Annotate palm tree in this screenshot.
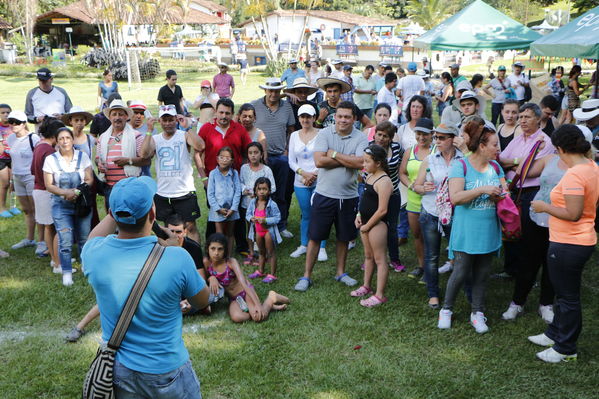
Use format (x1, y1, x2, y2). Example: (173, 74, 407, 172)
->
(405, 0, 450, 30)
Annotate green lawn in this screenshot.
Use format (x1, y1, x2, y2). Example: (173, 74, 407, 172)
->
(1, 61, 599, 398)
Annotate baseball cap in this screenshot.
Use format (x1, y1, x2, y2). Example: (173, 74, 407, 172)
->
(497, 65, 507, 71)
(434, 123, 459, 136)
(129, 100, 147, 111)
(459, 90, 479, 104)
(158, 104, 177, 118)
(297, 104, 316, 117)
(342, 65, 353, 71)
(332, 59, 343, 65)
(449, 63, 460, 69)
(288, 59, 299, 64)
(200, 80, 211, 88)
(414, 118, 434, 134)
(109, 176, 157, 224)
(407, 62, 417, 72)
(7, 110, 27, 122)
(36, 68, 54, 81)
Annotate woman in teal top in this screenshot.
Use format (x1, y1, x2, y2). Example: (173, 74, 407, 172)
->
(399, 118, 434, 278)
(97, 69, 118, 109)
(438, 122, 508, 335)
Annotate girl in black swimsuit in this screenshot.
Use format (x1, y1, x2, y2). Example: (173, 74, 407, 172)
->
(351, 144, 393, 307)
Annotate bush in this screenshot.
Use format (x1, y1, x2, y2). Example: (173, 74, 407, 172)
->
(265, 57, 288, 77)
(80, 48, 160, 81)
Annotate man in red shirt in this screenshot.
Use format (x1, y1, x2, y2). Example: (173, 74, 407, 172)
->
(198, 98, 251, 249)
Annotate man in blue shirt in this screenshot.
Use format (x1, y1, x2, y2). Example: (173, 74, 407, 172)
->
(280, 59, 306, 88)
(83, 176, 209, 398)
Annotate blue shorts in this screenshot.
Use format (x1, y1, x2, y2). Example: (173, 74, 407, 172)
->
(238, 59, 248, 70)
(308, 193, 358, 242)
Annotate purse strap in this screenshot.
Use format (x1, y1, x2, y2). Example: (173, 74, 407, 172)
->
(107, 243, 165, 350)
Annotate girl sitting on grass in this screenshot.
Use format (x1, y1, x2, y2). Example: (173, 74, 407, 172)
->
(205, 232, 289, 323)
(246, 177, 282, 283)
(351, 145, 393, 307)
(207, 146, 241, 256)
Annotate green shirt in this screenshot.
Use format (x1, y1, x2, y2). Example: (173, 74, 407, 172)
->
(353, 75, 376, 110)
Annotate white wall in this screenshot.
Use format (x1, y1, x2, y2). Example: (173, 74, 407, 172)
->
(244, 15, 344, 43)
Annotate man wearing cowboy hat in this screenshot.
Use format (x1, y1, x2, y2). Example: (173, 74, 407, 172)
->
(283, 77, 318, 130)
(251, 78, 296, 237)
(157, 69, 186, 115)
(281, 59, 306, 89)
(213, 62, 235, 99)
(574, 99, 599, 161)
(25, 67, 73, 132)
(329, 59, 344, 79)
(96, 100, 149, 207)
(507, 62, 529, 105)
(353, 65, 377, 119)
(316, 77, 372, 129)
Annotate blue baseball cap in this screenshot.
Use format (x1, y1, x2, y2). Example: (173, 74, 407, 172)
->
(407, 62, 417, 72)
(109, 176, 157, 224)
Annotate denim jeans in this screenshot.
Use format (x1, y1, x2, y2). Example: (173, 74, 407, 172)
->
(491, 102, 504, 127)
(267, 154, 289, 230)
(294, 185, 326, 248)
(113, 359, 201, 399)
(397, 206, 409, 239)
(52, 198, 91, 272)
(419, 209, 450, 299)
(386, 192, 401, 262)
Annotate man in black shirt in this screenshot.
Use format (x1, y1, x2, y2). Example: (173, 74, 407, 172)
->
(157, 69, 185, 115)
(315, 77, 373, 129)
(283, 77, 318, 130)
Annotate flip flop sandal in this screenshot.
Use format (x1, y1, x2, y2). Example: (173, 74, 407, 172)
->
(350, 285, 372, 297)
(360, 295, 388, 308)
(248, 270, 265, 279)
(243, 255, 253, 265)
(262, 274, 277, 283)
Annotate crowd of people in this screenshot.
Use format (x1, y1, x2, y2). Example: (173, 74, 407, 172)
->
(1, 59, 599, 397)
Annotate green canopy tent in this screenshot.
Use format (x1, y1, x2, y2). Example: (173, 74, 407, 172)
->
(530, 6, 599, 98)
(413, 0, 541, 51)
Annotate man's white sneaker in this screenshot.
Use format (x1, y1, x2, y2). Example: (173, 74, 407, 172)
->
(62, 272, 73, 286)
(290, 246, 307, 258)
(538, 305, 554, 324)
(348, 240, 356, 250)
(536, 347, 577, 363)
(0, 249, 9, 258)
(35, 241, 48, 257)
(280, 229, 294, 238)
(502, 302, 523, 321)
(317, 248, 328, 262)
(438, 261, 453, 274)
(470, 312, 489, 334)
(528, 333, 555, 347)
(11, 239, 36, 250)
(438, 309, 452, 329)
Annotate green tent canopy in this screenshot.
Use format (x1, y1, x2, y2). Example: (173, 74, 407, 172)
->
(530, 6, 599, 59)
(413, 0, 541, 51)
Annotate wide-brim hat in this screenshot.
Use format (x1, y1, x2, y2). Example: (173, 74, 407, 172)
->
(61, 106, 93, 126)
(259, 77, 285, 90)
(513, 62, 525, 69)
(103, 99, 133, 119)
(284, 77, 318, 95)
(316, 77, 351, 94)
(573, 99, 599, 121)
(217, 62, 229, 69)
(434, 123, 459, 136)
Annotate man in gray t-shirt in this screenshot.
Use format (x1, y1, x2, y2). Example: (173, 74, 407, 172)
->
(294, 102, 368, 292)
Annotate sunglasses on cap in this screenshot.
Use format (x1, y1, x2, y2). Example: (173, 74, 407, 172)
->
(7, 119, 24, 125)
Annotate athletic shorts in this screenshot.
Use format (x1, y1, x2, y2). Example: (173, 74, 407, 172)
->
(13, 174, 34, 196)
(33, 189, 53, 225)
(0, 158, 11, 171)
(154, 192, 200, 223)
(238, 59, 248, 70)
(308, 193, 358, 242)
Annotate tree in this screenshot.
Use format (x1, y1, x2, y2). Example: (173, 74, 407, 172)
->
(5, 0, 38, 63)
(405, 0, 450, 30)
(573, 0, 599, 12)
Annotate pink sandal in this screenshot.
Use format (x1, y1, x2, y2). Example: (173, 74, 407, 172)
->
(248, 270, 265, 279)
(360, 295, 388, 308)
(262, 274, 277, 283)
(350, 285, 372, 297)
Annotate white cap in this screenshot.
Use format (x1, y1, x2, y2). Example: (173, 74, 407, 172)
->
(297, 104, 316, 117)
(576, 125, 593, 144)
(7, 111, 27, 122)
(159, 104, 177, 118)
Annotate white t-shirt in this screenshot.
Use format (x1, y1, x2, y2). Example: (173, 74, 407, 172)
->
(394, 123, 417, 150)
(397, 75, 425, 110)
(489, 77, 511, 103)
(7, 133, 40, 175)
(153, 130, 195, 197)
(377, 86, 397, 109)
(42, 149, 92, 183)
(507, 73, 529, 101)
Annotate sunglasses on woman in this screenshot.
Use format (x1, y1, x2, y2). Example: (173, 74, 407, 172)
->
(7, 119, 24, 125)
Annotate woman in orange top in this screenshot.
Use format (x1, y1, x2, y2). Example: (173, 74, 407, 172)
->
(530, 124, 599, 363)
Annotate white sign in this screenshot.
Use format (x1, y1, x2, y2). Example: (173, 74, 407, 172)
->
(65, 27, 73, 33)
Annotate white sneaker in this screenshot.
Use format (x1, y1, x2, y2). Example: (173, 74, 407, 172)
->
(538, 305, 554, 324)
(53, 266, 78, 274)
(62, 272, 73, 286)
(290, 246, 307, 258)
(317, 248, 328, 262)
(536, 347, 577, 363)
(280, 229, 294, 238)
(438, 309, 452, 329)
(348, 240, 356, 250)
(528, 333, 555, 347)
(470, 312, 489, 334)
(0, 249, 8, 258)
(35, 241, 48, 257)
(11, 239, 36, 250)
(502, 302, 523, 321)
(438, 261, 453, 274)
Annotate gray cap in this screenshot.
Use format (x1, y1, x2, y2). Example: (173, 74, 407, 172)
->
(434, 123, 459, 136)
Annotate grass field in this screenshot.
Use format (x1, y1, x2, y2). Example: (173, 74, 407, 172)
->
(1, 61, 599, 398)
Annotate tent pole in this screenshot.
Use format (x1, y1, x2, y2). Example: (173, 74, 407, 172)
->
(548, 57, 551, 73)
(594, 58, 598, 99)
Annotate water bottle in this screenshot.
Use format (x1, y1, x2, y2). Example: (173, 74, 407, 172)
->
(425, 168, 433, 183)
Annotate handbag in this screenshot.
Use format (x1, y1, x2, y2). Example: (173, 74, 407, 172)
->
(82, 243, 165, 399)
(75, 182, 92, 217)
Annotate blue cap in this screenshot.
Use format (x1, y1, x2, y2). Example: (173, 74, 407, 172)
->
(109, 176, 157, 224)
(407, 62, 417, 72)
